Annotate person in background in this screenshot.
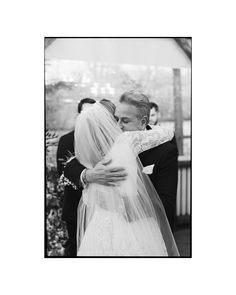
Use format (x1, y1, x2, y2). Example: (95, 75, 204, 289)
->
(56, 97, 96, 256)
(149, 102, 160, 126)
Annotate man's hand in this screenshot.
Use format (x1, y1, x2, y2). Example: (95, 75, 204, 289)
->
(85, 158, 127, 186)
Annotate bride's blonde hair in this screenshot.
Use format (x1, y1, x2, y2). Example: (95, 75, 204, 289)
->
(99, 99, 116, 115)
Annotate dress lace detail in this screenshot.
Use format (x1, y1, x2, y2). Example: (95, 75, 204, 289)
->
(117, 126, 174, 156)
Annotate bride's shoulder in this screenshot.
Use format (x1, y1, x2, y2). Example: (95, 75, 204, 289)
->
(114, 131, 137, 147)
(116, 131, 139, 141)
(115, 131, 143, 148)
(115, 131, 131, 142)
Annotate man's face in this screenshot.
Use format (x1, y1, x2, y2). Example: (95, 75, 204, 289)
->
(115, 102, 146, 131)
(149, 107, 159, 125)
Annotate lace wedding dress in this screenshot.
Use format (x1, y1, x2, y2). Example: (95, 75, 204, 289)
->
(75, 102, 179, 256)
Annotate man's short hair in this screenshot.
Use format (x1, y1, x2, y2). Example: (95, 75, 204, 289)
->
(78, 98, 96, 113)
(149, 102, 159, 112)
(119, 90, 150, 119)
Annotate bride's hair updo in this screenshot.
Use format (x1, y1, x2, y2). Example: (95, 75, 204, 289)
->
(99, 99, 116, 115)
(74, 99, 121, 168)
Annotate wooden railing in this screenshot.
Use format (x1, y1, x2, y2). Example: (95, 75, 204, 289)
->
(176, 157, 191, 217)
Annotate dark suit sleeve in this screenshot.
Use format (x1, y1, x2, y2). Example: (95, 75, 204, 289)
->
(63, 158, 86, 189)
(151, 144, 178, 228)
(57, 134, 86, 189)
(56, 136, 67, 177)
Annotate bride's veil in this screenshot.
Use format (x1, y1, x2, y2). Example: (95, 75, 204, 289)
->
(74, 101, 122, 169)
(74, 102, 179, 256)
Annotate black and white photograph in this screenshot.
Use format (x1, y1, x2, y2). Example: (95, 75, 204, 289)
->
(2, 0, 236, 293)
(45, 37, 192, 257)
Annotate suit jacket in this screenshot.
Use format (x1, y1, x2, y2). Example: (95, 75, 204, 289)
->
(139, 127, 178, 228)
(63, 128, 178, 229)
(56, 131, 85, 223)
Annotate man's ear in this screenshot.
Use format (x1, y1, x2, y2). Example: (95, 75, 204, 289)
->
(141, 116, 149, 128)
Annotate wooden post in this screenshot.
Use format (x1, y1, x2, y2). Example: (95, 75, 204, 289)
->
(173, 68, 184, 155)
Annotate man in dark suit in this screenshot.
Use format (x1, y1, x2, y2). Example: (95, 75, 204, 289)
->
(56, 98, 96, 256)
(116, 91, 178, 229)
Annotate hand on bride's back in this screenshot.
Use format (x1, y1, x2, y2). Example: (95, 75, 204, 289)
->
(86, 158, 128, 186)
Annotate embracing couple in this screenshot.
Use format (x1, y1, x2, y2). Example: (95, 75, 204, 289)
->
(57, 91, 179, 256)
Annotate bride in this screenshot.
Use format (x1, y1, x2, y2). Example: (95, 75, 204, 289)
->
(74, 100, 179, 256)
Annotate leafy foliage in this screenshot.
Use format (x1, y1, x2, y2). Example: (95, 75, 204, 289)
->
(46, 131, 68, 256)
